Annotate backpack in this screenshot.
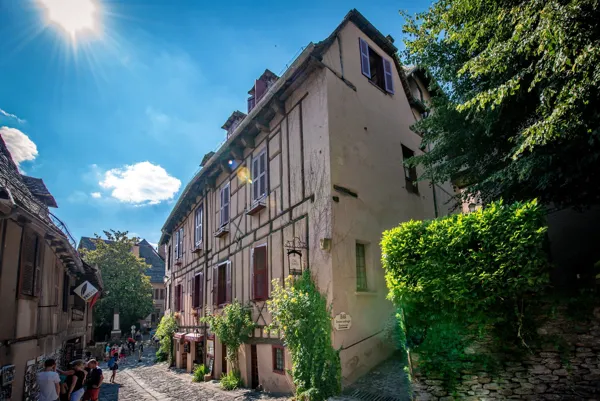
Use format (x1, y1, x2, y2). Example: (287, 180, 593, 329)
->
(107, 358, 115, 368)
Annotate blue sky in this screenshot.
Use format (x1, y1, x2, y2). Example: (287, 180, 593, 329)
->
(0, 0, 430, 247)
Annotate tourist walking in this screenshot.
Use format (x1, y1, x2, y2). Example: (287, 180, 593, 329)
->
(65, 360, 86, 401)
(107, 354, 119, 383)
(82, 359, 103, 401)
(37, 359, 61, 401)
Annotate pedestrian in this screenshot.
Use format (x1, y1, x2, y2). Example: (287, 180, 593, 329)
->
(104, 344, 110, 361)
(82, 359, 103, 401)
(118, 343, 126, 361)
(127, 336, 135, 353)
(107, 354, 119, 383)
(65, 360, 86, 401)
(37, 359, 60, 401)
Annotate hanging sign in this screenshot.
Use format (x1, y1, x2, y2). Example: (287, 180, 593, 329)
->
(73, 281, 98, 302)
(333, 312, 352, 331)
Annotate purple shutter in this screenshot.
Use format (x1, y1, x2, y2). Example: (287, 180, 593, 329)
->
(191, 278, 196, 308)
(255, 79, 267, 102)
(252, 158, 259, 201)
(213, 265, 218, 306)
(359, 38, 371, 78)
(383, 58, 394, 94)
(260, 152, 266, 197)
(247, 97, 255, 113)
(225, 262, 232, 303)
(250, 249, 255, 300)
(254, 246, 267, 300)
(224, 186, 230, 223)
(199, 271, 204, 310)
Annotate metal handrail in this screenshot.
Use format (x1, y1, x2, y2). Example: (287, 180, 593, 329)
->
(49, 211, 78, 250)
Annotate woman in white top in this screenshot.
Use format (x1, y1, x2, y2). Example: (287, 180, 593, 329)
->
(37, 359, 60, 401)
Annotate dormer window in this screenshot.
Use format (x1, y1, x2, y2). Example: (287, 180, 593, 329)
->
(359, 38, 394, 94)
(222, 111, 247, 138)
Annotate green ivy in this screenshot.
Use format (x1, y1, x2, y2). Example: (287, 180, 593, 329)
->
(155, 312, 177, 365)
(267, 272, 341, 401)
(381, 200, 550, 391)
(201, 300, 255, 376)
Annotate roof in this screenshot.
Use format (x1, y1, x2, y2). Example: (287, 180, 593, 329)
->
(20, 175, 58, 208)
(79, 237, 165, 284)
(248, 69, 279, 94)
(221, 111, 247, 131)
(403, 65, 437, 97)
(159, 9, 421, 245)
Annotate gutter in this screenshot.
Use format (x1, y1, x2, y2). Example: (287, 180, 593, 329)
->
(159, 43, 317, 244)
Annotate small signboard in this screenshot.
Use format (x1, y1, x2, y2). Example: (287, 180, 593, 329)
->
(207, 357, 214, 374)
(73, 281, 98, 302)
(333, 312, 352, 331)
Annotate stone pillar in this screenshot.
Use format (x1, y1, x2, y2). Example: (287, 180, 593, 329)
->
(111, 308, 121, 340)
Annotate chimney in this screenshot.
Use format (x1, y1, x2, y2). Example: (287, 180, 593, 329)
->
(247, 69, 279, 113)
(131, 244, 140, 257)
(386, 34, 395, 44)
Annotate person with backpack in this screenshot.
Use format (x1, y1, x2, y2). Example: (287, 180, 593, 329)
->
(107, 354, 119, 383)
(82, 359, 103, 401)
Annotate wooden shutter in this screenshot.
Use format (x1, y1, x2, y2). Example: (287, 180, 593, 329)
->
(383, 58, 394, 94)
(212, 265, 218, 306)
(259, 152, 267, 198)
(359, 38, 371, 78)
(252, 157, 259, 201)
(199, 271, 204, 310)
(34, 235, 43, 296)
(253, 246, 267, 300)
(223, 185, 230, 224)
(19, 229, 37, 296)
(191, 278, 196, 308)
(225, 262, 232, 304)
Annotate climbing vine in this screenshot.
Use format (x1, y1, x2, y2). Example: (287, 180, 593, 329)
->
(155, 312, 177, 364)
(381, 200, 551, 390)
(267, 272, 341, 401)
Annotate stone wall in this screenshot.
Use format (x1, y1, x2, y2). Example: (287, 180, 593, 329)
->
(410, 307, 600, 400)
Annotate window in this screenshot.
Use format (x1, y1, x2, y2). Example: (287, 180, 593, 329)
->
(356, 243, 368, 291)
(359, 38, 394, 94)
(220, 183, 230, 227)
(212, 261, 231, 306)
(160, 288, 165, 300)
(252, 245, 268, 300)
(194, 205, 203, 247)
(19, 229, 42, 297)
(247, 96, 256, 113)
(402, 145, 418, 194)
(62, 272, 69, 312)
(174, 284, 183, 312)
(272, 345, 285, 374)
(192, 272, 204, 309)
(252, 150, 267, 202)
(174, 227, 184, 260)
(154, 289, 159, 299)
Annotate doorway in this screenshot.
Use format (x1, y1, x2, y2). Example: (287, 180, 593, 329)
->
(221, 343, 227, 375)
(251, 345, 259, 389)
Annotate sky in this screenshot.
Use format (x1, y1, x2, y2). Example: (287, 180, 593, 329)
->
(0, 0, 431, 248)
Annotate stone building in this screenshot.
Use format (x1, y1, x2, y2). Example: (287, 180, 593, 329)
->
(78, 237, 166, 329)
(0, 135, 102, 401)
(158, 9, 453, 393)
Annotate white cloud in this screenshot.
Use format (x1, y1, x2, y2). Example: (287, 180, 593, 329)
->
(0, 126, 38, 167)
(0, 108, 26, 124)
(91, 192, 102, 198)
(99, 161, 181, 206)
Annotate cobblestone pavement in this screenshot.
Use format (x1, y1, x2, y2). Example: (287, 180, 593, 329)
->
(98, 345, 289, 401)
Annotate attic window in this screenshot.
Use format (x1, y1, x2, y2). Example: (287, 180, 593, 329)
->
(359, 38, 394, 94)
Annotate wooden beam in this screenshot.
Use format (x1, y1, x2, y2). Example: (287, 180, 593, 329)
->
(255, 122, 269, 135)
(272, 99, 285, 115)
(240, 134, 255, 149)
(230, 144, 244, 160)
(220, 160, 232, 174)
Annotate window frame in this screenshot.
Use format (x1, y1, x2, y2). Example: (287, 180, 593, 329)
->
(214, 261, 232, 306)
(194, 205, 203, 248)
(252, 150, 268, 203)
(192, 271, 204, 309)
(175, 283, 183, 312)
(220, 183, 230, 228)
(355, 242, 368, 292)
(174, 227, 184, 260)
(402, 145, 419, 194)
(272, 345, 285, 374)
(359, 37, 394, 95)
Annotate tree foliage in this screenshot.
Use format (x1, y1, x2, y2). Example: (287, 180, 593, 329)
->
(402, 0, 600, 208)
(155, 312, 177, 363)
(201, 300, 254, 376)
(267, 273, 341, 401)
(381, 200, 550, 388)
(81, 230, 154, 336)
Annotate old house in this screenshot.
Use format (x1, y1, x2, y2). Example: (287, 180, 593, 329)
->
(78, 237, 166, 328)
(158, 9, 453, 393)
(0, 136, 102, 401)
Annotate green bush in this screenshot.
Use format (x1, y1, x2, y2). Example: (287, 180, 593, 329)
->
(155, 313, 177, 365)
(155, 348, 168, 362)
(220, 371, 243, 390)
(192, 364, 208, 382)
(381, 200, 550, 389)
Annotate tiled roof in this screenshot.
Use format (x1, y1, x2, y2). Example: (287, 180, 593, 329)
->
(78, 237, 165, 284)
(20, 175, 58, 208)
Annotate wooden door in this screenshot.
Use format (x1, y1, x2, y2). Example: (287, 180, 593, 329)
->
(251, 345, 259, 389)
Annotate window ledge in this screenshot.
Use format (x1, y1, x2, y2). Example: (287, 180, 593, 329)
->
(192, 245, 203, 254)
(247, 198, 267, 216)
(367, 79, 392, 96)
(273, 369, 286, 375)
(355, 291, 377, 297)
(214, 225, 230, 238)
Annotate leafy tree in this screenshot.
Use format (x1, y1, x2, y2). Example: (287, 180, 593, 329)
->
(401, 0, 600, 208)
(81, 230, 154, 338)
(201, 300, 254, 376)
(155, 312, 177, 364)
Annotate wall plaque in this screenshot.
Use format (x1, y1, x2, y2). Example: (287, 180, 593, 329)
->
(333, 312, 352, 331)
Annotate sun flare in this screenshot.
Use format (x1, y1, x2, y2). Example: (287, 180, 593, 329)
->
(38, 0, 99, 38)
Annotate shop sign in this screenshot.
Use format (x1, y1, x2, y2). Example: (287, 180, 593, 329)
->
(333, 312, 352, 331)
(73, 281, 98, 302)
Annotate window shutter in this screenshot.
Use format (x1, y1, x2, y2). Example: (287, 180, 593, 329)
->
(383, 58, 394, 94)
(253, 246, 267, 300)
(212, 265, 218, 306)
(224, 186, 230, 223)
(191, 278, 196, 308)
(20, 229, 37, 296)
(35, 235, 43, 296)
(252, 158, 259, 201)
(225, 262, 232, 303)
(199, 271, 204, 310)
(359, 38, 371, 78)
(179, 285, 184, 311)
(260, 152, 266, 197)
(250, 248, 255, 300)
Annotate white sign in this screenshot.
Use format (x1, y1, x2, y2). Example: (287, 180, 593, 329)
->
(333, 312, 352, 331)
(73, 281, 98, 302)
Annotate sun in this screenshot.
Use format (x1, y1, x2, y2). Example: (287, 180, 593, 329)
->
(38, 0, 99, 38)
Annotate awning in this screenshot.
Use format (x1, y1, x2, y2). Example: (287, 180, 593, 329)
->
(184, 333, 204, 342)
(173, 332, 187, 339)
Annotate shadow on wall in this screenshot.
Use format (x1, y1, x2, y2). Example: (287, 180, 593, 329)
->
(546, 206, 600, 287)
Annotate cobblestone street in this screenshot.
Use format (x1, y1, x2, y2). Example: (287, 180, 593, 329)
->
(98, 346, 290, 401)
